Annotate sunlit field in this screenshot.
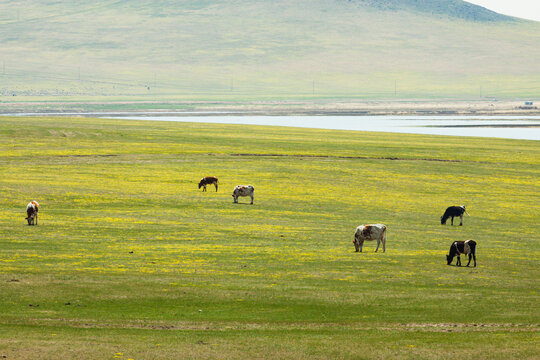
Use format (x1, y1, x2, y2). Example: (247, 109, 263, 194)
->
(0, 116, 538, 359)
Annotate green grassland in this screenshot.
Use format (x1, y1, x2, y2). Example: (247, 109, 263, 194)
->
(0, 116, 538, 359)
(1, 0, 539, 99)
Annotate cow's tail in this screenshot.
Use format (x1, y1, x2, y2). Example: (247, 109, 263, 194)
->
(382, 226, 387, 251)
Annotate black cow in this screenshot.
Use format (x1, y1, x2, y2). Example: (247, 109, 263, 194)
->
(447, 240, 477, 267)
(198, 176, 218, 192)
(440, 205, 469, 226)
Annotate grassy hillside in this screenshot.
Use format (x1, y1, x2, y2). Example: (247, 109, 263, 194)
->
(0, 0, 539, 99)
(357, 0, 510, 21)
(0, 117, 538, 359)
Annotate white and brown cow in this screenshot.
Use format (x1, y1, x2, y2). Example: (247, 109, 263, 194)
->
(232, 185, 254, 204)
(25, 200, 39, 225)
(199, 176, 219, 192)
(353, 224, 386, 252)
(447, 240, 477, 267)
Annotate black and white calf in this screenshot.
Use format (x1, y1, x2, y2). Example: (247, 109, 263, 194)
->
(198, 176, 219, 192)
(25, 201, 39, 225)
(232, 185, 254, 204)
(446, 240, 477, 267)
(440, 205, 469, 226)
(353, 224, 387, 252)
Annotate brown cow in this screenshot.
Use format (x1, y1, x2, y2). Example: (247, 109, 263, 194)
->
(199, 176, 218, 192)
(26, 201, 39, 225)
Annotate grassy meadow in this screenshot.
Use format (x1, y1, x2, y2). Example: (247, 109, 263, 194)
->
(0, 116, 538, 359)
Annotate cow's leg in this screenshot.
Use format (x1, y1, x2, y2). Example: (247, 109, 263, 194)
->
(203, 185, 207, 192)
(451, 216, 454, 225)
(359, 239, 364, 252)
(456, 255, 461, 266)
(375, 239, 380, 252)
(472, 253, 476, 267)
(382, 235, 386, 253)
(459, 215, 463, 226)
(233, 196, 237, 203)
(35, 213, 37, 225)
(214, 182, 218, 192)
(250, 194, 254, 205)
(466, 254, 472, 267)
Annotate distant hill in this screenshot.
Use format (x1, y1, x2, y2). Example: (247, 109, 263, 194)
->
(354, 0, 512, 21)
(0, 0, 538, 99)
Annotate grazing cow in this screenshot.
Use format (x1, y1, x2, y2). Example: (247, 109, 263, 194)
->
(353, 224, 386, 252)
(232, 185, 254, 204)
(199, 176, 219, 192)
(25, 200, 39, 225)
(440, 205, 469, 226)
(447, 240, 477, 267)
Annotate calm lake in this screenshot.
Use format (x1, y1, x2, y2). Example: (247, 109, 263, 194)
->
(108, 114, 540, 140)
(3, 113, 539, 140)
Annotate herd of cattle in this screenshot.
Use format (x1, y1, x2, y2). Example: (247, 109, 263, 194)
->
(24, 177, 477, 267)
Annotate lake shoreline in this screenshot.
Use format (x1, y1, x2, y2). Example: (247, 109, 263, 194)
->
(1, 99, 539, 117)
(2, 109, 539, 117)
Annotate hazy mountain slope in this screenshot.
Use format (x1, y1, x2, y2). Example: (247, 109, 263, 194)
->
(354, 0, 512, 21)
(0, 0, 538, 98)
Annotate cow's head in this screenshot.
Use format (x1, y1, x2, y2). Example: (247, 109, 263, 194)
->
(353, 238, 360, 252)
(26, 215, 34, 225)
(440, 216, 446, 225)
(446, 254, 453, 265)
(198, 180, 204, 189)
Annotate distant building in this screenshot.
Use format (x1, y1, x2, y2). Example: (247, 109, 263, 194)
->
(518, 101, 537, 110)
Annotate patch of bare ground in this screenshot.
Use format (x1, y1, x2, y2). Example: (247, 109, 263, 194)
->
(229, 153, 476, 163)
(1, 153, 478, 164)
(12, 318, 538, 333)
(390, 323, 539, 332)
(55, 154, 118, 158)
